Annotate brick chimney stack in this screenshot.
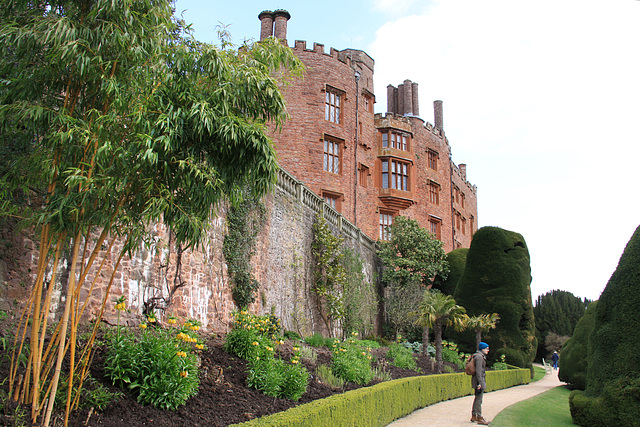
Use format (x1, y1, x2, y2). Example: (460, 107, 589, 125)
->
(459, 164, 467, 181)
(403, 79, 413, 116)
(259, 10, 290, 42)
(258, 11, 274, 41)
(273, 9, 291, 40)
(434, 100, 443, 131)
(386, 79, 420, 117)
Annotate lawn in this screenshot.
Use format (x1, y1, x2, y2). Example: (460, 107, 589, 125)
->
(491, 385, 576, 426)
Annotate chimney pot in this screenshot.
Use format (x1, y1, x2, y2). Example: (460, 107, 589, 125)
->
(434, 100, 443, 131)
(258, 10, 274, 42)
(403, 79, 413, 116)
(273, 9, 291, 40)
(411, 82, 419, 117)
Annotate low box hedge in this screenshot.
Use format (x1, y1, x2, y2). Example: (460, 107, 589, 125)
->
(231, 368, 530, 426)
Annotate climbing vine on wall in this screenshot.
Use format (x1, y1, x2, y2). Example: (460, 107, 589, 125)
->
(223, 189, 267, 309)
(311, 214, 348, 336)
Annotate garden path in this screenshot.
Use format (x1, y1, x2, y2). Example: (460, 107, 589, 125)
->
(387, 364, 563, 426)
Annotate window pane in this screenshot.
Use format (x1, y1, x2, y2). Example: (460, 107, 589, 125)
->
(382, 133, 388, 148)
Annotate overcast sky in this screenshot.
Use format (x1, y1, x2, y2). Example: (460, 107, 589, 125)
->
(176, 0, 640, 302)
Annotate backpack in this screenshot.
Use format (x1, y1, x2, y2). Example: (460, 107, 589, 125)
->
(465, 354, 476, 375)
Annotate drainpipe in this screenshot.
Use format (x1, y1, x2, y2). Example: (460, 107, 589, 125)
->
(353, 70, 361, 226)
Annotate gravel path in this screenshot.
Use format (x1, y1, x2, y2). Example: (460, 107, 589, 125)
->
(387, 365, 563, 426)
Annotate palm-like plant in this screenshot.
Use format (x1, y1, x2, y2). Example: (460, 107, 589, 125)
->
(417, 290, 467, 373)
(411, 290, 437, 355)
(465, 313, 500, 349)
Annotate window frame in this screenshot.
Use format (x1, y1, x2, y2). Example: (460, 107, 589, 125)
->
(324, 86, 344, 124)
(381, 158, 410, 191)
(380, 129, 410, 151)
(428, 149, 438, 171)
(379, 211, 394, 241)
(323, 136, 342, 175)
(429, 180, 440, 205)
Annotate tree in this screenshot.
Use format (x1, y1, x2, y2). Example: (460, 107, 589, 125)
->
(453, 227, 537, 368)
(415, 289, 467, 373)
(411, 290, 437, 355)
(570, 225, 640, 426)
(1, 2, 302, 425)
(377, 216, 449, 288)
(465, 313, 500, 350)
(558, 301, 598, 390)
(377, 216, 449, 338)
(533, 289, 591, 361)
(432, 248, 468, 296)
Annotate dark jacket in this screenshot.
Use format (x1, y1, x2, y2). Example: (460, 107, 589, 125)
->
(471, 351, 487, 390)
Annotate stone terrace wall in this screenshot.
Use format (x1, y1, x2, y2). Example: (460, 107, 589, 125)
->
(0, 169, 381, 336)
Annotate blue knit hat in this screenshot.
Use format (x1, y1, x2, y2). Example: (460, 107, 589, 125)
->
(478, 342, 489, 350)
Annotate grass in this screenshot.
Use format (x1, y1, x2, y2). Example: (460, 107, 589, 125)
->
(490, 385, 576, 426)
(531, 365, 545, 382)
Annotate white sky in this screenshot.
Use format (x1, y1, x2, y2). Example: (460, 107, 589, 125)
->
(176, 0, 640, 302)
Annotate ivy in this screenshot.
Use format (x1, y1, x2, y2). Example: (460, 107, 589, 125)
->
(223, 188, 267, 309)
(311, 215, 348, 336)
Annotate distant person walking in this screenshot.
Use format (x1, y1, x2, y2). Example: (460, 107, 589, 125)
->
(471, 342, 490, 425)
(552, 351, 559, 370)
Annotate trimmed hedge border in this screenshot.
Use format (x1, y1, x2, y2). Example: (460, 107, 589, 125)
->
(232, 369, 531, 426)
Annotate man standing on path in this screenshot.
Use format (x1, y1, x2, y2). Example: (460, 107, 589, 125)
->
(552, 351, 559, 370)
(471, 342, 490, 425)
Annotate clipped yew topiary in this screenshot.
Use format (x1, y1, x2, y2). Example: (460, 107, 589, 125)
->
(558, 300, 598, 390)
(570, 225, 640, 426)
(452, 227, 536, 367)
(433, 248, 468, 296)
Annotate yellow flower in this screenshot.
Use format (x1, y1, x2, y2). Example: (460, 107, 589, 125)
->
(180, 371, 188, 378)
(196, 344, 204, 350)
(292, 346, 299, 352)
(168, 318, 177, 325)
(252, 341, 259, 346)
(177, 351, 187, 357)
(140, 323, 147, 329)
(148, 317, 156, 323)
(266, 346, 273, 352)
(291, 359, 299, 364)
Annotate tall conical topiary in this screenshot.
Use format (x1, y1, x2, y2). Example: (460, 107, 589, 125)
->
(569, 225, 640, 426)
(433, 248, 468, 296)
(453, 227, 536, 367)
(558, 300, 598, 390)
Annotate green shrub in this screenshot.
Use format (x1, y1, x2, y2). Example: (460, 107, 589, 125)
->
(227, 312, 309, 400)
(223, 326, 272, 360)
(441, 341, 465, 369)
(453, 227, 537, 366)
(570, 225, 640, 425)
(283, 330, 302, 341)
(332, 342, 374, 385)
(558, 301, 598, 389)
(386, 343, 417, 370)
(316, 364, 345, 388)
(304, 333, 326, 348)
(247, 358, 284, 397)
(355, 339, 381, 349)
(104, 327, 200, 410)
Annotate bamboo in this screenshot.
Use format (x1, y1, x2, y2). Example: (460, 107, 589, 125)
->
(42, 233, 82, 427)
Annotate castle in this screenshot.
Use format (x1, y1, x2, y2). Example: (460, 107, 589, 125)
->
(258, 10, 477, 251)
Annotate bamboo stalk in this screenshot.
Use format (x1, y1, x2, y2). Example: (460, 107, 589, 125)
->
(42, 233, 82, 427)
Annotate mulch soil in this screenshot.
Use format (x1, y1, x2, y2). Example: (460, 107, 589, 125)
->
(1, 333, 460, 427)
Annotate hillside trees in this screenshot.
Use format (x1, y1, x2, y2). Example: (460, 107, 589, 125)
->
(377, 216, 449, 338)
(569, 225, 640, 426)
(534, 289, 591, 360)
(0, 1, 302, 425)
(453, 227, 536, 367)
